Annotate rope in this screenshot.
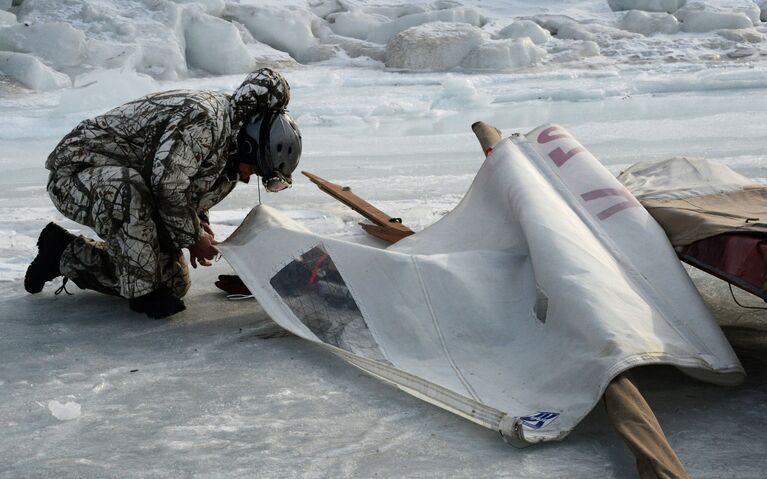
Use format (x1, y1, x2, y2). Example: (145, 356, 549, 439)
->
(728, 283, 767, 310)
(227, 294, 254, 301)
(54, 277, 73, 296)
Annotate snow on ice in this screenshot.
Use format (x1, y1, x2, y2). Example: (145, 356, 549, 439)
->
(0, 51, 71, 90)
(47, 400, 82, 421)
(1, 0, 767, 477)
(620, 10, 682, 35)
(607, 0, 687, 13)
(496, 19, 553, 44)
(1, 0, 767, 83)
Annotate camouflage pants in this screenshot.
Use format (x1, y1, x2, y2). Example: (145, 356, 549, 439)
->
(47, 166, 190, 299)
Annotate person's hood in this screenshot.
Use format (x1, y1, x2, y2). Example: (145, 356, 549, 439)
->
(227, 68, 291, 143)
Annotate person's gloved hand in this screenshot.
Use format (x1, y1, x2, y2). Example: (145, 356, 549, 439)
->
(188, 231, 218, 268)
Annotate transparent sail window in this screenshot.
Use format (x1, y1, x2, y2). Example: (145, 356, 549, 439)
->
(270, 245, 389, 363)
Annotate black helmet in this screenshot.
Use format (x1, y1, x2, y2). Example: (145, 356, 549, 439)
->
(235, 110, 302, 191)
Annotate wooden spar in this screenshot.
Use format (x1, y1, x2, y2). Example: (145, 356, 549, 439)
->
(471, 121, 503, 155)
(301, 171, 414, 244)
(359, 223, 414, 244)
(471, 121, 689, 479)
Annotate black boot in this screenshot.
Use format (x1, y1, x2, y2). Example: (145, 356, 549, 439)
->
(129, 286, 186, 319)
(214, 274, 251, 295)
(24, 222, 76, 294)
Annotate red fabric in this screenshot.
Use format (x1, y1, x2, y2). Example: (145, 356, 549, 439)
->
(308, 254, 329, 286)
(681, 234, 767, 290)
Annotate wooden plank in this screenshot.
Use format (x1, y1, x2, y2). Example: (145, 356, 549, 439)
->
(302, 171, 415, 243)
(360, 223, 414, 244)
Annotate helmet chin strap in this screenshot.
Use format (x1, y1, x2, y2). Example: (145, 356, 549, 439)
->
(226, 143, 264, 206)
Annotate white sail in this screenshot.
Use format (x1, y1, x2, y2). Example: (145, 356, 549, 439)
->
(219, 124, 743, 444)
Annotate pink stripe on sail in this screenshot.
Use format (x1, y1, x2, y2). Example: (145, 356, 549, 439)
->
(549, 146, 585, 167)
(581, 188, 626, 201)
(595, 201, 638, 220)
(581, 188, 640, 220)
(537, 126, 569, 144)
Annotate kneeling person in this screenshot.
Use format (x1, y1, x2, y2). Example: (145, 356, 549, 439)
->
(25, 68, 302, 319)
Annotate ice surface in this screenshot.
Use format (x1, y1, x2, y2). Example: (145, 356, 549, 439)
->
(0, 22, 86, 68)
(608, 0, 686, 14)
(0, 51, 71, 90)
(385, 18, 545, 72)
(679, 10, 754, 33)
(184, 11, 253, 75)
(171, 0, 225, 16)
(621, 10, 681, 35)
(385, 22, 485, 70)
(16, 0, 189, 80)
(0, 9, 15, 26)
(314, 31, 387, 63)
(1, 266, 766, 478)
(461, 37, 545, 70)
(496, 19, 552, 44)
(56, 69, 157, 114)
(365, 7, 484, 44)
(535, 14, 642, 42)
(0, 0, 765, 90)
(717, 28, 764, 43)
(674, 1, 761, 28)
(224, 4, 319, 62)
(2, 0, 767, 476)
(47, 399, 82, 421)
(327, 9, 389, 40)
(430, 75, 492, 109)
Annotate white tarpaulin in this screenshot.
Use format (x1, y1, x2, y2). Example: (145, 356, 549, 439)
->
(219, 124, 744, 444)
(617, 156, 760, 201)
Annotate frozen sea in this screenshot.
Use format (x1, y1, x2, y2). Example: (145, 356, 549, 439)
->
(1, 0, 767, 477)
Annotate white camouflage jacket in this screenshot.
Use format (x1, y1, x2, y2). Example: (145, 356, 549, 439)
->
(46, 68, 290, 249)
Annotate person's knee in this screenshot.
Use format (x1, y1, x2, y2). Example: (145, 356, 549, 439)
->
(88, 168, 155, 238)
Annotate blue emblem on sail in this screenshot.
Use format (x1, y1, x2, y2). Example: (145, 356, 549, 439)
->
(519, 411, 560, 430)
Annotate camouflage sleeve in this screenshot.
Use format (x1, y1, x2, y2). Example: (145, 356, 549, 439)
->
(150, 106, 220, 249)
